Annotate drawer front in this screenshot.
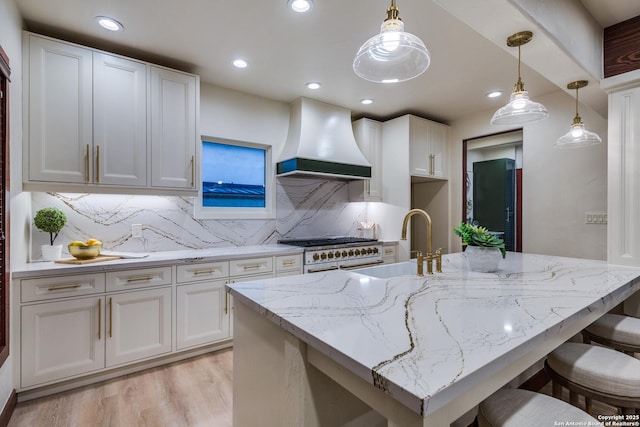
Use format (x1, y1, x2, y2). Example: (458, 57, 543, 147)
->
(229, 257, 273, 277)
(21, 273, 106, 303)
(383, 245, 397, 258)
(275, 254, 302, 272)
(106, 267, 172, 292)
(176, 261, 229, 283)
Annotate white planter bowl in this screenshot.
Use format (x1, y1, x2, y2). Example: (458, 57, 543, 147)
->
(464, 246, 502, 272)
(41, 244, 63, 261)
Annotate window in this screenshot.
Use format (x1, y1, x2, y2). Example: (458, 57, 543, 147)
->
(195, 137, 275, 219)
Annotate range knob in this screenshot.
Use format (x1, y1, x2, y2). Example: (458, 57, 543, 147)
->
(328, 252, 334, 259)
(342, 250, 348, 257)
(367, 248, 373, 254)
(313, 253, 320, 261)
(320, 252, 327, 260)
(354, 249, 361, 256)
(348, 250, 354, 256)
(335, 251, 341, 258)
(373, 247, 379, 254)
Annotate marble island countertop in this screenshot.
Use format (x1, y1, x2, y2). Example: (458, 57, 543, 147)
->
(12, 244, 304, 278)
(227, 252, 640, 417)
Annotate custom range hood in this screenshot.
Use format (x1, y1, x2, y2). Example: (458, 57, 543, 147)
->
(276, 97, 371, 180)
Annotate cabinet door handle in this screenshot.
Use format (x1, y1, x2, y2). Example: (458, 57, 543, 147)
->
(109, 297, 113, 338)
(282, 259, 296, 266)
(429, 154, 435, 175)
(95, 145, 100, 183)
(242, 264, 261, 271)
(190, 155, 195, 187)
(126, 275, 154, 283)
(85, 144, 90, 182)
(47, 283, 82, 292)
(225, 291, 228, 314)
(98, 299, 102, 340)
(193, 269, 215, 276)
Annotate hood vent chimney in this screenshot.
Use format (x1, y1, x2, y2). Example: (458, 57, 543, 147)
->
(276, 97, 371, 180)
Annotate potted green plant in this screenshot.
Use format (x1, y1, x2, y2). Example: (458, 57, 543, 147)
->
(34, 207, 67, 261)
(453, 222, 505, 272)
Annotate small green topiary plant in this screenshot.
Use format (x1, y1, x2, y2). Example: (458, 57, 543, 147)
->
(34, 207, 67, 246)
(453, 222, 506, 258)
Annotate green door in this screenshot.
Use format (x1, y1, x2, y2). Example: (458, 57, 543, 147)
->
(473, 158, 515, 251)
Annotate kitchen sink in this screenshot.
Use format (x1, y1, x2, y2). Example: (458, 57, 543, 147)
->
(353, 261, 418, 279)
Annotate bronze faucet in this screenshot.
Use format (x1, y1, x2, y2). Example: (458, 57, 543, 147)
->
(401, 209, 442, 275)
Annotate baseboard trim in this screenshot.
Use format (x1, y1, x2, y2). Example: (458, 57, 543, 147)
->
(0, 389, 16, 427)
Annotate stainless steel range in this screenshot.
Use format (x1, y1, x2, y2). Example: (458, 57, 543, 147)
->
(278, 237, 383, 273)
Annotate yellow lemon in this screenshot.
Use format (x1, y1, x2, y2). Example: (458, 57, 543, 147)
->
(86, 238, 102, 246)
(69, 241, 85, 246)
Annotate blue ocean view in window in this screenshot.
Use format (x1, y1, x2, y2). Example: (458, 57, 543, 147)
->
(202, 141, 266, 208)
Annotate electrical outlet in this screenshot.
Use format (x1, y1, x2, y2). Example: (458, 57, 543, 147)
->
(132, 224, 143, 237)
(585, 212, 607, 224)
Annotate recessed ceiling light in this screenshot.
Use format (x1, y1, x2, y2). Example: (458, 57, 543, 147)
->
(360, 98, 374, 105)
(486, 91, 503, 98)
(233, 59, 248, 68)
(288, 0, 313, 13)
(95, 16, 124, 32)
(305, 82, 321, 90)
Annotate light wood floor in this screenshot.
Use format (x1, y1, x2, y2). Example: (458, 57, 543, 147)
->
(8, 348, 233, 427)
(7, 347, 620, 427)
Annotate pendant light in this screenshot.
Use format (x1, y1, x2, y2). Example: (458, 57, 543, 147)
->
(555, 80, 601, 148)
(353, 0, 430, 83)
(491, 31, 548, 126)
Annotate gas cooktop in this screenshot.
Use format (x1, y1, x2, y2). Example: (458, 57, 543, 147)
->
(278, 237, 378, 248)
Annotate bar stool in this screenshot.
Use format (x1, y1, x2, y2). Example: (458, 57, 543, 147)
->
(582, 313, 640, 356)
(477, 388, 598, 427)
(545, 342, 640, 415)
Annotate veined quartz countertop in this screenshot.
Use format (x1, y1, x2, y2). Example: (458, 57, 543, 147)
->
(12, 244, 303, 278)
(227, 252, 640, 417)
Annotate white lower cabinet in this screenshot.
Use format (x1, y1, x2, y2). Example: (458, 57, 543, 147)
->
(176, 280, 229, 350)
(106, 287, 172, 366)
(21, 296, 104, 388)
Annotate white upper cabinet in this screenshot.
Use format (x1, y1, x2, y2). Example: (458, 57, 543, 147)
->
(349, 118, 383, 202)
(409, 115, 449, 180)
(26, 35, 93, 184)
(150, 66, 198, 190)
(23, 33, 199, 194)
(93, 52, 147, 186)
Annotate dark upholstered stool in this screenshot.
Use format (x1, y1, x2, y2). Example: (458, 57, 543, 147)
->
(545, 342, 640, 415)
(583, 313, 640, 356)
(477, 388, 598, 427)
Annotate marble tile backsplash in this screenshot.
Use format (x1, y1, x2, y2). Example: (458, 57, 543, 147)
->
(30, 177, 368, 259)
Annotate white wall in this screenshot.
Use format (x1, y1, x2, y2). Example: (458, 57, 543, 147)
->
(449, 89, 607, 260)
(1, 0, 29, 412)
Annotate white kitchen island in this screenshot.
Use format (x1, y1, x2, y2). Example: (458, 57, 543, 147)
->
(227, 253, 640, 427)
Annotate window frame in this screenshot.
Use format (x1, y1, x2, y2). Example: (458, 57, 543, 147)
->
(194, 136, 275, 220)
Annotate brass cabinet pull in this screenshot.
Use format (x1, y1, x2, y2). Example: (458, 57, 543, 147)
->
(193, 269, 215, 276)
(126, 275, 154, 283)
(95, 145, 100, 183)
(47, 283, 82, 292)
(224, 291, 228, 314)
(242, 264, 261, 271)
(307, 266, 339, 273)
(190, 155, 195, 187)
(339, 260, 384, 270)
(429, 154, 435, 175)
(85, 144, 90, 182)
(109, 297, 113, 338)
(282, 259, 296, 266)
(98, 299, 102, 340)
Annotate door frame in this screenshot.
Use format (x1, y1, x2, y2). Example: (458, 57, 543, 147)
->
(462, 129, 523, 252)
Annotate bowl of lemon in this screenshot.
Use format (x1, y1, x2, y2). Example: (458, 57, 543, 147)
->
(68, 239, 103, 259)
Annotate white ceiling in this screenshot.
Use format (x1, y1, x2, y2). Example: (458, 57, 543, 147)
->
(14, 0, 640, 123)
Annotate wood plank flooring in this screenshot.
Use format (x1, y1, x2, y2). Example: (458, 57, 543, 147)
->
(8, 348, 233, 427)
(7, 347, 620, 427)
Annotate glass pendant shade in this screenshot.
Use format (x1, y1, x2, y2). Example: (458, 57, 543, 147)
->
(353, 1, 430, 83)
(491, 90, 549, 125)
(555, 120, 602, 148)
(555, 80, 601, 148)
